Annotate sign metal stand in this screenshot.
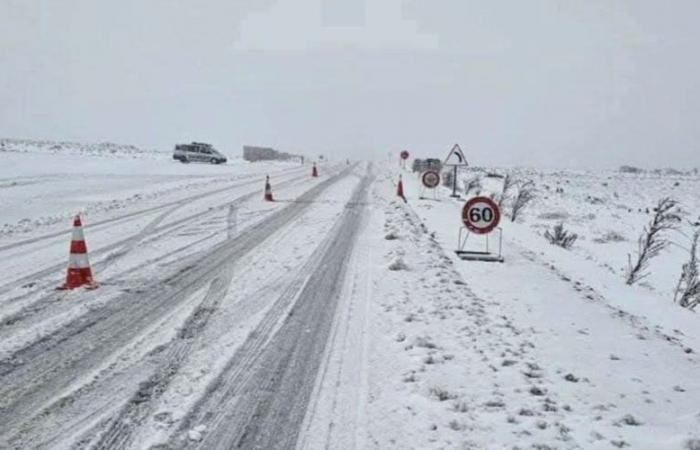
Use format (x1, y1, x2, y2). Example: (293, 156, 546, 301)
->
(456, 226, 504, 262)
(400, 150, 410, 169)
(419, 185, 439, 200)
(419, 170, 440, 200)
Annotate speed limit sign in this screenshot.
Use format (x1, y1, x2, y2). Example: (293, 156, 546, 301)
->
(462, 196, 501, 234)
(421, 170, 440, 189)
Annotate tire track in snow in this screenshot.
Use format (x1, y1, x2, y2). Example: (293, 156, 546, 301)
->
(86, 198, 344, 449)
(0, 166, 354, 447)
(91, 264, 236, 450)
(169, 167, 374, 449)
(0, 167, 332, 347)
(97, 203, 183, 270)
(0, 165, 312, 296)
(7, 273, 293, 450)
(0, 165, 307, 254)
(294, 189, 375, 450)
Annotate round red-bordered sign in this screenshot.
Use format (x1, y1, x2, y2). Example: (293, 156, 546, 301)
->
(462, 196, 501, 234)
(400, 150, 410, 160)
(421, 170, 440, 189)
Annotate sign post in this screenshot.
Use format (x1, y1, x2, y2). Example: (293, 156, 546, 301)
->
(400, 150, 410, 169)
(442, 144, 468, 198)
(455, 196, 504, 262)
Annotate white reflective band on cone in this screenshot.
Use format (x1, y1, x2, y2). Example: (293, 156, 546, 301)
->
(69, 253, 90, 268)
(72, 228, 85, 241)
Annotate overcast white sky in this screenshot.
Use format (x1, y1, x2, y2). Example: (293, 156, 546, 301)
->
(1, 0, 699, 167)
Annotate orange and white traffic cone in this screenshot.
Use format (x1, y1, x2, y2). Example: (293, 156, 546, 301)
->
(397, 175, 407, 203)
(264, 175, 274, 201)
(312, 162, 318, 177)
(58, 215, 97, 290)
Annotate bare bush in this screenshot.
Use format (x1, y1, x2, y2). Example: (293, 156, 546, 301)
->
(625, 197, 682, 285)
(585, 195, 605, 205)
(619, 165, 644, 174)
(448, 420, 464, 431)
(544, 223, 578, 249)
(388, 257, 409, 271)
(498, 173, 517, 208)
(463, 176, 481, 196)
(538, 211, 569, 220)
(593, 230, 626, 244)
(429, 386, 455, 401)
(673, 228, 700, 310)
(511, 181, 535, 222)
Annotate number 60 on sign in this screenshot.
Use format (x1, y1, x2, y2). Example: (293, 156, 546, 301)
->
(461, 196, 501, 234)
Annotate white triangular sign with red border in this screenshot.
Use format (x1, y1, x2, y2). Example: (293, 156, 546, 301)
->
(444, 144, 468, 166)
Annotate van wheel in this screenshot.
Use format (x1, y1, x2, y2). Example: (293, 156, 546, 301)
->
(211, 158, 218, 164)
(181, 158, 189, 164)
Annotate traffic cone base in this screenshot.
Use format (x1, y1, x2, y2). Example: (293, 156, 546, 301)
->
(59, 268, 97, 290)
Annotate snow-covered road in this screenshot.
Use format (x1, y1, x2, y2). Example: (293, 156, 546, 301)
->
(1, 147, 699, 449)
(0, 149, 376, 449)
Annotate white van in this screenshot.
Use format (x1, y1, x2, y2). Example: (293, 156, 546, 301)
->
(173, 142, 227, 164)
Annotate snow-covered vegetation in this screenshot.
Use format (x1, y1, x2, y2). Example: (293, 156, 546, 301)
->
(457, 167, 700, 302)
(0, 137, 166, 159)
(390, 168, 700, 448)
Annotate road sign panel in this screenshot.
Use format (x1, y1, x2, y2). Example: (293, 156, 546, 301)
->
(444, 144, 467, 166)
(421, 170, 440, 189)
(462, 196, 501, 234)
(400, 150, 410, 160)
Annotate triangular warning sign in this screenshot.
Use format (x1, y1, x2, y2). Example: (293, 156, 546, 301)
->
(443, 144, 468, 166)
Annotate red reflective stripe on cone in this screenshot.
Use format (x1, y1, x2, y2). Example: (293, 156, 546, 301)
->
(61, 267, 94, 289)
(70, 240, 87, 254)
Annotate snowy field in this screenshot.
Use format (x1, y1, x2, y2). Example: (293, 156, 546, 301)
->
(0, 141, 699, 449)
(384, 168, 700, 449)
(0, 139, 294, 236)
